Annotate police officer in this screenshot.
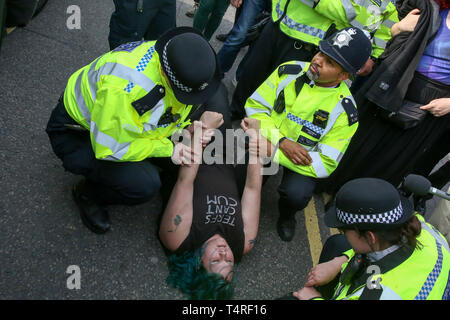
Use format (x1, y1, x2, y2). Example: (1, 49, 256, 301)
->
(231, 0, 399, 119)
(108, 0, 176, 50)
(292, 178, 450, 300)
(46, 27, 226, 234)
(245, 27, 372, 242)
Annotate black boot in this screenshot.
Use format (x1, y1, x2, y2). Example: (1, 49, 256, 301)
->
(72, 180, 111, 234)
(277, 201, 297, 242)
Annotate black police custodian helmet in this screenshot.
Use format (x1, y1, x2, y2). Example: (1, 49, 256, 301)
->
(324, 178, 414, 231)
(155, 27, 221, 105)
(319, 27, 372, 75)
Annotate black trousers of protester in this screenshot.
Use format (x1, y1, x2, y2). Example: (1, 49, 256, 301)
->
(45, 83, 231, 207)
(230, 19, 318, 117)
(108, 0, 176, 50)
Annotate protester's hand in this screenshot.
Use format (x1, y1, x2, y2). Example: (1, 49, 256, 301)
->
(292, 287, 322, 300)
(391, 8, 420, 36)
(304, 256, 348, 287)
(171, 142, 199, 166)
(240, 117, 260, 131)
(230, 0, 242, 8)
(420, 98, 450, 117)
(356, 58, 375, 76)
(200, 111, 224, 130)
(240, 118, 275, 158)
(279, 139, 312, 166)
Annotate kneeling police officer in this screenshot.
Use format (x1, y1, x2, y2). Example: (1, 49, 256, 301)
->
(46, 27, 226, 234)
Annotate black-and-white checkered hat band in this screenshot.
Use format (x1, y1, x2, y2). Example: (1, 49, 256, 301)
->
(337, 202, 404, 226)
(162, 40, 209, 93)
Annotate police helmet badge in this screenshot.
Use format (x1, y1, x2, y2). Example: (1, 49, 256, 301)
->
(332, 28, 357, 49)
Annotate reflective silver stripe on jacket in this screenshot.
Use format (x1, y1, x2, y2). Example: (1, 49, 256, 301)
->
(342, 284, 402, 300)
(74, 61, 155, 122)
(297, 0, 315, 8)
(143, 99, 166, 133)
(321, 98, 347, 138)
(90, 121, 131, 161)
(382, 19, 396, 29)
(248, 90, 274, 112)
(276, 2, 327, 39)
(316, 143, 344, 162)
(421, 221, 450, 253)
(246, 106, 271, 117)
(74, 69, 92, 124)
(373, 36, 387, 49)
(309, 152, 329, 178)
(97, 63, 155, 92)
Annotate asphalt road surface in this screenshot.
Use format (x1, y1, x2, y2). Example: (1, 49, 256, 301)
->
(0, 0, 339, 300)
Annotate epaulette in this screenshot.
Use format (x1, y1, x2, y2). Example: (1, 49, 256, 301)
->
(278, 64, 302, 77)
(132, 85, 166, 116)
(341, 97, 358, 126)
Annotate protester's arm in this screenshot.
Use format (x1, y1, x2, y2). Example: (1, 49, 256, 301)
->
(239, 118, 264, 255)
(158, 122, 204, 251)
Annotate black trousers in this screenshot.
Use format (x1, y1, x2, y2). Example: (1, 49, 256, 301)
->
(277, 168, 317, 218)
(230, 20, 318, 117)
(235, 163, 317, 217)
(46, 83, 231, 207)
(108, 0, 176, 50)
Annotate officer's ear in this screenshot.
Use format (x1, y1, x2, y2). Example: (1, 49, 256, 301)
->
(338, 71, 350, 82)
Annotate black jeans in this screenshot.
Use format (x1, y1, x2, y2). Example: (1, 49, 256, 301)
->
(277, 168, 317, 219)
(46, 83, 231, 207)
(108, 0, 176, 50)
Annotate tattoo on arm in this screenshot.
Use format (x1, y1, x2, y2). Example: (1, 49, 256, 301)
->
(248, 239, 256, 247)
(168, 215, 182, 232)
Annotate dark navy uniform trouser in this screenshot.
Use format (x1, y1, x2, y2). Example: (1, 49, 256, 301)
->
(46, 83, 231, 207)
(108, 0, 176, 51)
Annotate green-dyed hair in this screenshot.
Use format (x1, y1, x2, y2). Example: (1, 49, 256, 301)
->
(166, 247, 235, 300)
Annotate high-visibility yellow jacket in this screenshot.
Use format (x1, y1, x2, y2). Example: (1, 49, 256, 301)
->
(330, 215, 450, 300)
(63, 40, 192, 162)
(245, 61, 358, 178)
(272, 0, 399, 58)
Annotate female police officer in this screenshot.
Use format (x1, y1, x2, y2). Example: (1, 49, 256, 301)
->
(293, 178, 450, 300)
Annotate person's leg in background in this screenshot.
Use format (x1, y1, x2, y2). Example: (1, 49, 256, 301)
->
(109, 0, 142, 50)
(216, 4, 242, 41)
(202, 0, 230, 41)
(217, 0, 267, 79)
(143, 0, 176, 41)
(193, 0, 214, 37)
(230, 20, 316, 119)
(277, 168, 317, 242)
